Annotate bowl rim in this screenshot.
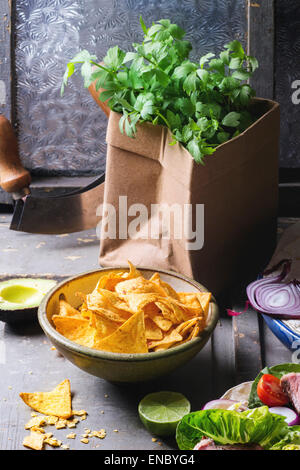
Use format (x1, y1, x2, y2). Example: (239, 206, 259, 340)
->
(262, 314, 300, 339)
(38, 265, 219, 362)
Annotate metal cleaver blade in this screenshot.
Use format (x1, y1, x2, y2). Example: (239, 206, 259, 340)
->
(0, 114, 105, 234)
(10, 173, 105, 234)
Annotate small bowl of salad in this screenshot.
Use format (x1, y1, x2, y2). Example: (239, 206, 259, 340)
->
(175, 363, 300, 451)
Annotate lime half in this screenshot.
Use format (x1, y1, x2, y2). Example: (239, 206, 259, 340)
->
(138, 391, 191, 437)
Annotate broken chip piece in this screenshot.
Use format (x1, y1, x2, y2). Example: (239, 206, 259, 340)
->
(23, 430, 45, 451)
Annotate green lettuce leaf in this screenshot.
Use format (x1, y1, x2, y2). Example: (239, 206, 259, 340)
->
(176, 406, 288, 450)
(269, 426, 300, 450)
(248, 363, 300, 409)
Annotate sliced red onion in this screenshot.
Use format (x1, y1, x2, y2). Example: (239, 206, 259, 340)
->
(203, 399, 247, 411)
(246, 260, 300, 319)
(269, 406, 300, 426)
(227, 301, 250, 317)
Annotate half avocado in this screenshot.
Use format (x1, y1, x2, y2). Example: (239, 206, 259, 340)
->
(0, 278, 56, 324)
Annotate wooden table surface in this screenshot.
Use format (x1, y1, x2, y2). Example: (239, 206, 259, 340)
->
(0, 214, 297, 450)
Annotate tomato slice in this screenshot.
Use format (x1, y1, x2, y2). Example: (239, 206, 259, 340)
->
(257, 374, 289, 407)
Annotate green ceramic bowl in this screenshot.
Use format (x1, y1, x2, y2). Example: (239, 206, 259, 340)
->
(38, 267, 219, 383)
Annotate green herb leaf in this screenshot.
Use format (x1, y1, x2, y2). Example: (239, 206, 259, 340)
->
(222, 111, 241, 127)
(103, 46, 126, 70)
(62, 19, 258, 165)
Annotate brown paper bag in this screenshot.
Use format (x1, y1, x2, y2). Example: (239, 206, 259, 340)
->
(90, 88, 280, 295)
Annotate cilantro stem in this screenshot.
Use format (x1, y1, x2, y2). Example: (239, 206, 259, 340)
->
(90, 61, 115, 75)
(156, 112, 170, 129)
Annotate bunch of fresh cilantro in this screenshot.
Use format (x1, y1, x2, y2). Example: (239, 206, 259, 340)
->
(62, 16, 258, 164)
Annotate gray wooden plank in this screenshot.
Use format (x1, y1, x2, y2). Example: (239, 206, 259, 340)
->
(233, 313, 262, 383)
(232, 293, 263, 384)
(248, 0, 275, 99)
(211, 317, 236, 395)
(0, 213, 100, 277)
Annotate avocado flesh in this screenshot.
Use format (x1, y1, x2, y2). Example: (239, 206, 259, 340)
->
(0, 278, 56, 311)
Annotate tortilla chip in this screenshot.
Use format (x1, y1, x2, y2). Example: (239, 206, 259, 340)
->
(97, 289, 133, 313)
(177, 293, 203, 312)
(20, 379, 72, 419)
(155, 299, 186, 324)
(79, 303, 92, 320)
(122, 293, 158, 313)
(144, 302, 173, 331)
(90, 312, 119, 341)
(91, 307, 128, 324)
(149, 273, 179, 299)
(197, 292, 211, 318)
(148, 328, 182, 350)
(23, 430, 45, 450)
(115, 276, 165, 296)
(95, 311, 148, 353)
(58, 299, 81, 318)
(176, 318, 198, 336)
(145, 316, 163, 340)
(126, 260, 142, 279)
(94, 262, 140, 292)
(96, 273, 125, 292)
(86, 289, 132, 321)
(189, 323, 200, 339)
(52, 315, 95, 348)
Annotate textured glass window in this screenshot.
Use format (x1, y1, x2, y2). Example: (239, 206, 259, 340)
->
(15, 0, 246, 176)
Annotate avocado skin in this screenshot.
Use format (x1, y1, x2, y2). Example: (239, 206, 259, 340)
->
(0, 278, 57, 325)
(0, 306, 39, 324)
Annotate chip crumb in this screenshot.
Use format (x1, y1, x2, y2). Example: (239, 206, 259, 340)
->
(23, 430, 45, 451)
(113, 429, 119, 433)
(44, 437, 62, 447)
(158, 441, 162, 446)
(25, 416, 46, 430)
(81, 433, 89, 438)
(84, 428, 91, 433)
(55, 419, 67, 429)
(90, 429, 106, 439)
(45, 415, 59, 425)
(31, 426, 45, 434)
(61, 444, 70, 450)
(152, 438, 157, 442)
(104, 394, 109, 398)
(50, 346, 56, 351)
(8, 386, 12, 390)
(72, 410, 87, 416)
(100, 410, 104, 414)
(28, 371, 33, 375)
(66, 433, 76, 439)
(81, 438, 89, 444)
(66, 417, 79, 428)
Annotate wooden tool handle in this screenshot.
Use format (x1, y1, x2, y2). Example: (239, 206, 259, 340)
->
(88, 63, 111, 117)
(0, 115, 31, 194)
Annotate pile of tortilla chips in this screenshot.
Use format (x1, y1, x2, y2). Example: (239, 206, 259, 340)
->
(52, 262, 211, 354)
